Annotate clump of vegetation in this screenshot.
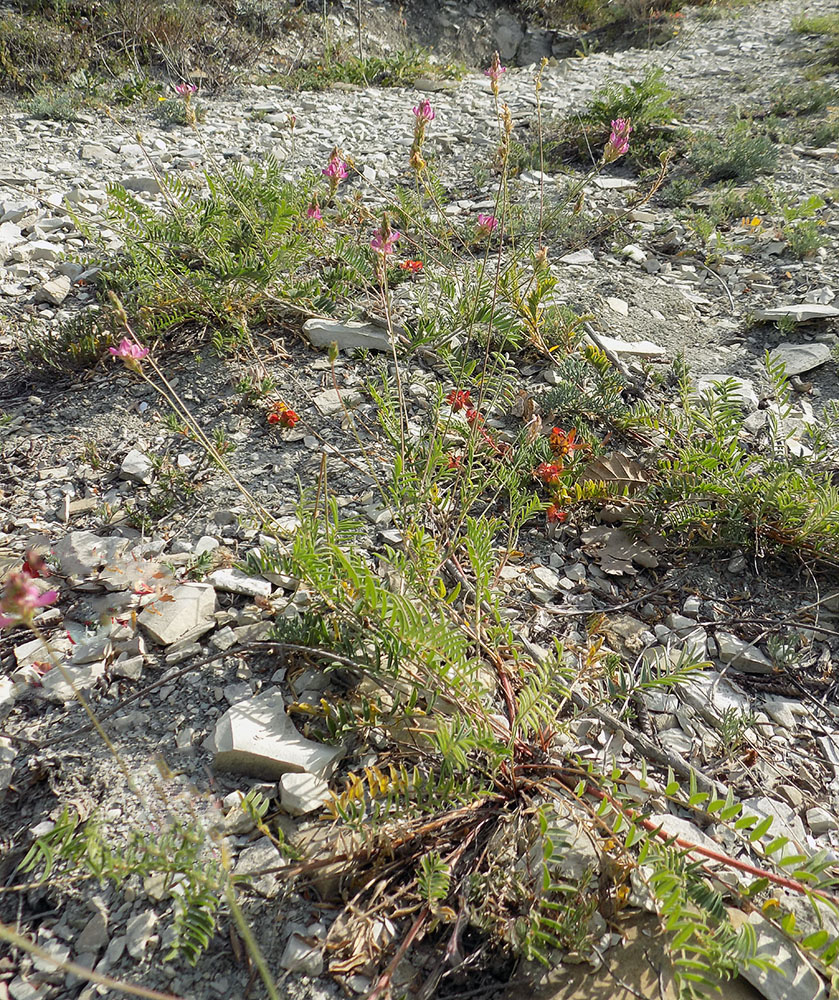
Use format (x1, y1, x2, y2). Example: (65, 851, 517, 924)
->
(512, 66, 680, 174)
(793, 12, 839, 71)
(687, 118, 778, 182)
(279, 46, 464, 91)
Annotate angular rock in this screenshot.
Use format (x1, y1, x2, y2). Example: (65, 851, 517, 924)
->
(39, 660, 107, 703)
(125, 910, 157, 960)
(120, 449, 155, 485)
(280, 932, 323, 976)
(280, 772, 329, 816)
(209, 688, 343, 779)
(559, 249, 595, 265)
(768, 342, 831, 376)
(53, 531, 131, 577)
(695, 375, 758, 410)
(303, 317, 391, 353)
(232, 836, 285, 897)
(28, 239, 61, 262)
(756, 303, 839, 323)
(313, 387, 363, 415)
(138, 583, 216, 646)
(716, 631, 773, 673)
(735, 911, 826, 1000)
(34, 274, 71, 305)
(208, 567, 272, 598)
(597, 334, 666, 358)
(76, 911, 109, 953)
(806, 806, 838, 836)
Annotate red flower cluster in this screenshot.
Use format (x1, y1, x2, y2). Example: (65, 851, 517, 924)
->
(267, 402, 300, 428)
(398, 260, 424, 273)
(534, 462, 563, 488)
(446, 389, 473, 412)
(546, 504, 567, 524)
(549, 426, 582, 459)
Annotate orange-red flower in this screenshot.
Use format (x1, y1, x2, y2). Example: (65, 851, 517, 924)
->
(446, 389, 473, 412)
(399, 259, 424, 272)
(546, 504, 567, 524)
(267, 402, 300, 428)
(534, 462, 563, 487)
(549, 426, 582, 459)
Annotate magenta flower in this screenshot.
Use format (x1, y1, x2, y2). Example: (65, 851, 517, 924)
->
(476, 213, 498, 238)
(484, 52, 506, 94)
(306, 197, 322, 221)
(0, 570, 58, 630)
(322, 157, 348, 182)
(174, 83, 198, 97)
(412, 99, 435, 123)
(371, 229, 400, 256)
(604, 117, 632, 162)
(109, 337, 149, 373)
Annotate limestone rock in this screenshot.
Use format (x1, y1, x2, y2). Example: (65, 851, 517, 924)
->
(138, 583, 216, 646)
(313, 387, 363, 415)
(34, 274, 71, 305)
(768, 342, 831, 376)
(125, 910, 158, 960)
(208, 567, 272, 598)
(735, 911, 826, 1000)
(210, 688, 343, 779)
(280, 932, 323, 976)
(53, 531, 131, 577)
(756, 303, 839, 323)
(716, 631, 773, 673)
(303, 317, 391, 353)
(120, 449, 155, 485)
(280, 772, 329, 816)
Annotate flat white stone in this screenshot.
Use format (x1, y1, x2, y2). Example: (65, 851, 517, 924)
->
(768, 342, 831, 376)
(210, 688, 343, 779)
(737, 912, 826, 1000)
(53, 530, 131, 577)
(558, 249, 595, 265)
(280, 772, 330, 816)
(138, 582, 216, 646)
(303, 317, 391, 352)
(33, 274, 71, 305)
(695, 375, 758, 410)
(716, 631, 773, 673)
(596, 333, 665, 357)
(208, 567, 272, 598)
(606, 296, 629, 316)
(120, 449, 154, 484)
(39, 660, 107, 703)
(756, 303, 839, 323)
(313, 387, 363, 415)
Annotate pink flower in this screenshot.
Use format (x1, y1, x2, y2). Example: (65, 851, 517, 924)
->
(604, 117, 632, 162)
(412, 99, 435, 123)
(476, 213, 498, 237)
(307, 199, 322, 221)
(0, 570, 58, 629)
(371, 228, 400, 256)
(174, 83, 198, 97)
(322, 157, 348, 182)
(484, 52, 506, 94)
(109, 337, 149, 372)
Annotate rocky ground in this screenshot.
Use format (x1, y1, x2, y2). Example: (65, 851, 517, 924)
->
(3, 0, 839, 998)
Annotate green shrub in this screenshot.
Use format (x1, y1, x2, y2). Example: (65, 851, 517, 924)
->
(688, 119, 777, 182)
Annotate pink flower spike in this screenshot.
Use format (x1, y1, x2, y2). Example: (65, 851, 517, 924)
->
(484, 51, 506, 93)
(371, 229, 400, 256)
(412, 98, 435, 123)
(604, 117, 632, 162)
(322, 158, 348, 181)
(174, 82, 198, 97)
(476, 213, 498, 238)
(109, 338, 149, 363)
(0, 570, 58, 630)
(307, 200, 322, 221)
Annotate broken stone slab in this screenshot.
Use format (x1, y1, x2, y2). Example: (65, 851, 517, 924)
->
(280, 772, 330, 816)
(208, 567, 272, 599)
(33, 274, 71, 305)
(806, 806, 838, 835)
(138, 583, 216, 646)
(312, 387, 364, 415)
(715, 631, 773, 673)
(694, 375, 758, 410)
(209, 688, 343, 779)
(558, 249, 595, 265)
(280, 931, 324, 976)
(53, 531, 132, 578)
(303, 317, 391, 352)
(232, 836, 286, 898)
(38, 660, 107, 703)
(595, 333, 666, 358)
(120, 449, 155, 485)
(768, 342, 832, 376)
(732, 910, 826, 1000)
(125, 910, 158, 960)
(756, 303, 839, 323)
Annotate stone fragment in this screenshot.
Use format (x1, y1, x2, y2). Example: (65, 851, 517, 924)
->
(138, 583, 216, 646)
(695, 375, 758, 410)
(806, 806, 838, 835)
(559, 249, 595, 265)
(120, 450, 155, 484)
(210, 688, 343, 779)
(768, 342, 831, 376)
(735, 911, 826, 1000)
(280, 932, 323, 976)
(715, 631, 773, 673)
(32, 937, 70, 972)
(53, 531, 131, 577)
(232, 836, 285, 897)
(527, 565, 561, 602)
(303, 318, 391, 352)
(76, 911, 109, 953)
(313, 387, 363, 415)
(28, 239, 61, 261)
(210, 625, 238, 650)
(40, 660, 107, 703)
(280, 772, 329, 816)
(125, 910, 157, 960)
(593, 334, 666, 357)
(208, 567, 272, 598)
(605, 296, 629, 316)
(34, 274, 71, 305)
(756, 303, 839, 323)
(122, 175, 161, 194)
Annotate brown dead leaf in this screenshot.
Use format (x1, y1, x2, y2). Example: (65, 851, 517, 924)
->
(581, 525, 661, 576)
(510, 388, 539, 422)
(579, 453, 649, 493)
